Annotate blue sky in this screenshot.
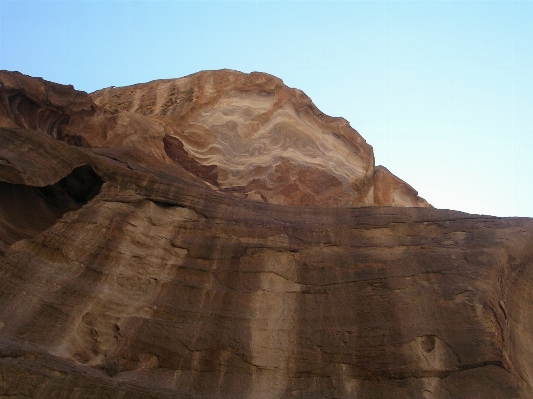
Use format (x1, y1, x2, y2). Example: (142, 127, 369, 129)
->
(1, 0, 531, 217)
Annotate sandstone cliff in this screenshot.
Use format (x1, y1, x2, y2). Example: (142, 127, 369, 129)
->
(0, 70, 429, 208)
(1, 71, 533, 398)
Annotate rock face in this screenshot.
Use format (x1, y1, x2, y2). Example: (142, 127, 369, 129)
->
(0, 69, 429, 208)
(1, 71, 533, 398)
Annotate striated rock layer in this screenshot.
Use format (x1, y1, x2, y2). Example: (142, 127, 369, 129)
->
(1, 72, 533, 398)
(0, 69, 429, 208)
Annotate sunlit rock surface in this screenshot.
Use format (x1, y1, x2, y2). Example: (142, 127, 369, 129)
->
(1, 71, 532, 398)
(373, 165, 430, 207)
(0, 69, 429, 207)
(90, 71, 378, 207)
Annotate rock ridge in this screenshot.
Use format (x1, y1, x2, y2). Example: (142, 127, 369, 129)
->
(1, 72, 532, 398)
(1, 69, 429, 208)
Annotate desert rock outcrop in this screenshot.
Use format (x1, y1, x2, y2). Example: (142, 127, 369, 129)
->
(1, 69, 429, 208)
(1, 71, 532, 398)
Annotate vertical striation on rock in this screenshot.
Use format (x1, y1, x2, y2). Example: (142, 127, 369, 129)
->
(0, 72, 532, 398)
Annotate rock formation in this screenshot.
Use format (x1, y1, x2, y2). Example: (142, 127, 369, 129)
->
(0, 69, 429, 208)
(1, 71, 533, 398)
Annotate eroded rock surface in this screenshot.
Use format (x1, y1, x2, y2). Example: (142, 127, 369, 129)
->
(1, 72, 532, 398)
(1, 69, 429, 207)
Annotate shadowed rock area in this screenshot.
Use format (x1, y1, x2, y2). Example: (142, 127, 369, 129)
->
(0, 164, 102, 256)
(1, 71, 533, 398)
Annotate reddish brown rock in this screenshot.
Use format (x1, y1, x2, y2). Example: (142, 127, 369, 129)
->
(0, 70, 96, 145)
(1, 72, 533, 398)
(88, 71, 377, 207)
(374, 165, 431, 207)
(1, 70, 428, 208)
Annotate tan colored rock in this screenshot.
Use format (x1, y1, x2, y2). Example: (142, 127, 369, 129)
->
(1, 125, 533, 398)
(0, 70, 96, 145)
(4, 72, 533, 398)
(1, 70, 428, 207)
(89, 70, 376, 206)
(374, 165, 431, 207)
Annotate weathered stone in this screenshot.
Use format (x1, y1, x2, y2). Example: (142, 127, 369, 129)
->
(1, 69, 429, 208)
(374, 165, 430, 207)
(1, 72, 533, 398)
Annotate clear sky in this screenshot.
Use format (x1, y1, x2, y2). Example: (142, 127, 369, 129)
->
(1, 0, 531, 217)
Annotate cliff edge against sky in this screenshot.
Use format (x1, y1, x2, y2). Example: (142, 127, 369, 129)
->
(1, 71, 532, 398)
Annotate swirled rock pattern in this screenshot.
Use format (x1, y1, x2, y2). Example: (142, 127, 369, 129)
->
(90, 72, 375, 207)
(1, 72, 533, 398)
(0, 69, 429, 207)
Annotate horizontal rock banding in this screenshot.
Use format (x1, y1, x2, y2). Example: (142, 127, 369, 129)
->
(2, 72, 531, 398)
